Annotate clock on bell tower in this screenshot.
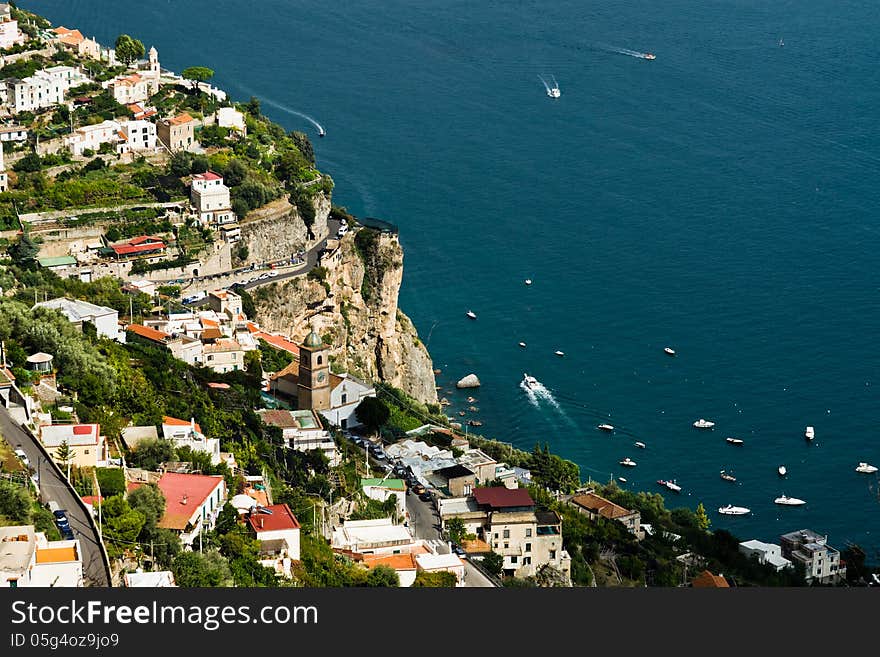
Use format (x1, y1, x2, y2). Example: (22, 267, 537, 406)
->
(298, 327, 330, 411)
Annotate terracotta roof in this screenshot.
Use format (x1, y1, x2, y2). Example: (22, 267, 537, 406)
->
(128, 236, 164, 246)
(156, 472, 225, 531)
(168, 113, 194, 126)
(35, 546, 78, 564)
(200, 328, 223, 341)
(258, 409, 300, 429)
(257, 332, 300, 356)
(54, 27, 84, 45)
(127, 103, 144, 114)
(570, 493, 635, 520)
(472, 487, 534, 509)
(111, 239, 165, 256)
(127, 324, 170, 343)
(270, 360, 299, 380)
(116, 73, 143, 86)
(162, 416, 202, 434)
(200, 318, 219, 328)
(461, 538, 491, 554)
(692, 570, 730, 588)
(203, 339, 242, 353)
(363, 553, 417, 571)
(247, 503, 300, 534)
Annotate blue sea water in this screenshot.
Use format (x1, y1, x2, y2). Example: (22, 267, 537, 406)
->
(25, 0, 880, 556)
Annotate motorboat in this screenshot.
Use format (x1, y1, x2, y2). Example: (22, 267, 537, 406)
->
(644, 53, 656, 60)
(597, 423, 614, 432)
(805, 426, 814, 440)
(525, 279, 532, 285)
(693, 418, 715, 429)
(518, 342, 527, 348)
(634, 441, 646, 449)
(658, 479, 682, 492)
(555, 350, 565, 357)
(664, 347, 676, 356)
(774, 494, 806, 506)
(778, 465, 787, 477)
(522, 373, 540, 391)
(855, 462, 879, 474)
(466, 310, 477, 320)
(618, 477, 627, 483)
(318, 128, 325, 138)
(547, 85, 561, 98)
(720, 470, 737, 482)
(619, 457, 637, 467)
(718, 505, 751, 516)
(726, 437, 744, 445)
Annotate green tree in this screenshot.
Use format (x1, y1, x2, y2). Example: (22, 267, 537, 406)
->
(171, 550, 233, 587)
(95, 467, 126, 497)
(114, 34, 145, 65)
(168, 151, 192, 177)
(482, 551, 504, 577)
(101, 495, 146, 558)
(445, 517, 466, 545)
(244, 96, 261, 117)
(181, 66, 214, 91)
(54, 440, 75, 478)
(0, 480, 31, 522)
(355, 397, 390, 435)
(127, 483, 166, 532)
(214, 502, 240, 536)
(13, 151, 41, 172)
(127, 438, 176, 471)
(411, 571, 457, 587)
(695, 502, 711, 531)
(7, 231, 39, 268)
(364, 565, 400, 587)
(223, 159, 248, 186)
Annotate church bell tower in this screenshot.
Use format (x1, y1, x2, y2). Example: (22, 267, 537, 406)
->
(297, 327, 330, 411)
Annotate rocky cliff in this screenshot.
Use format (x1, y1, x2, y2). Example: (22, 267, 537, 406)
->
(238, 192, 331, 264)
(249, 224, 438, 405)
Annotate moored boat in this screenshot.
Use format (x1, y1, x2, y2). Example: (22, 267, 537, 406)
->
(805, 426, 815, 441)
(720, 470, 737, 482)
(619, 457, 637, 467)
(693, 418, 715, 429)
(658, 479, 681, 492)
(466, 310, 477, 319)
(597, 423, 614, 432)
(664, 347, 676, 356)
(774, 494, 806, 506)
(554, 350, 565, 357)
(718, 504, 750, 516)
(726, 437, 744, 445)
(855, 462, 879, 474)
(634, 441, 646, 449)
(778, 465, 787, 477)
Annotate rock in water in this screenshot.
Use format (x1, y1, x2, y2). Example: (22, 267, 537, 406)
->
(456, 373, 481, 388)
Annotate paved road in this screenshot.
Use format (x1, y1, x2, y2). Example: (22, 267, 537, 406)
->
(0, 407, 111, 587)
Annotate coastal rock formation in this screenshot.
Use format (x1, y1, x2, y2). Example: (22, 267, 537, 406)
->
(250, 226, 438, 404)
(239, 193, 331, 263)
(456, 374, 481, 389)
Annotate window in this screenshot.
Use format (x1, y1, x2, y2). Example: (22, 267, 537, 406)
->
(503, 529, 510, 539)
(504, 543, 508, 549)
(511, 556, 517, 564)
(525, 528, 532, 537)
(341, 393, 347, 404)
(525, 543, 531, 552)
(493, 533, 498, 539)
(317, 355, 323, 365)
(550, 550, 556, 560)
(84, 449, 90, 455)
(523, 557, 531, 566)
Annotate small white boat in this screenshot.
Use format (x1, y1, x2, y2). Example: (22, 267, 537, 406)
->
(554, 350, 565, 357)
(855, 462, 879, 474)
(775, 494, 806, 506)
(720, 470, 737, 482)
(718, 504, 751, 516)
(547, 84, 561, 98)
(634, 441, 646, 449)
(618, 477, 627, 483)
(693, 418, 715, 429)
(597, 423, 614, 432)
(619, 457, 637, 467)
(664, 347, 676, 356)
(778, 465, 787, 477)
(726, 437, 744, 445)
(525, 279, 532, 285)
(805, 426, 814, 440)
(522, 373, 540, 391)
(466, 310, 477, 320)
(658, 479, 682, 492)
(518, 342, 527, 348)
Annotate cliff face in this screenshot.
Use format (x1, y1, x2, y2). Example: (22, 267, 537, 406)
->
(238, 193, 331, 264)
(250, 227, 438, 405)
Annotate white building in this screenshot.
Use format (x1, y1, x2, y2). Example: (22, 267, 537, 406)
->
(119, 119, 157, 152)
(246, 503, 301, 578)
(330, 518, 417, 556)
(202, 338, 245, 374)
(0, 4, 24, 50)
(0, 525, 84, 588)
(361, 478, 407, 521)
(152, 472, 227, 548)
(123, 570, 176, 587)
(33, 297, 120, 341)
(104, 72, 150, 105)
(161, 416, 221, 466)
(739, 539, 792, 572)
(257, 409, 340, 466)
(39, 423, 108, 469)
(414, 552, 466, 586)
(0, 124, 27, 141)
(0, 140, 6, 193)
(216, 107, 246, 133)
(324, 373, 376, 430)
(780, 529, 846, 584)
(64, 119, 124, 157)
(190, 171, 233, 225)
(2, 66, 87, 114)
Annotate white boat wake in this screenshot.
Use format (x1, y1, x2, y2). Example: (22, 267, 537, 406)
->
(519, 378, 579, 432)
(235, 83, 325, 136)
(537, 75, 552, 94)
(600, 44, 652, 59)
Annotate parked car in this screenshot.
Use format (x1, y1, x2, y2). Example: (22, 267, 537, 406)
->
(337, 225, 348, 237)
(419, 491, 433, 503)
(451, 543, 467, 557)
(13, 449, 29, 468)
(412, 484, 426, 495)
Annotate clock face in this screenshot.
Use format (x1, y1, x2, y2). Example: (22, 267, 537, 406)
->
(317, 372, 326, 383)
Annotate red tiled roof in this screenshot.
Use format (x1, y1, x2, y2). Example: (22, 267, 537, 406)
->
(127, 324, 170, 342)
(692, 570, 730, 588)
(363, 553, 417, 571)
(163, 416, 202, 434)
(200, 328, 223, 340)
(128, 236, 165, 246)
(111, 240, 166, 256)
(156, 473, 225, 531)
(168, 113, 194, 126)
(256, 332, 300, 356)
(200, 318, 219, 328)
(570, 493, 634, 520)
(192, 171, 222, 181)
(247, 503, 300, 534)
(473, 487, 534, 509)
